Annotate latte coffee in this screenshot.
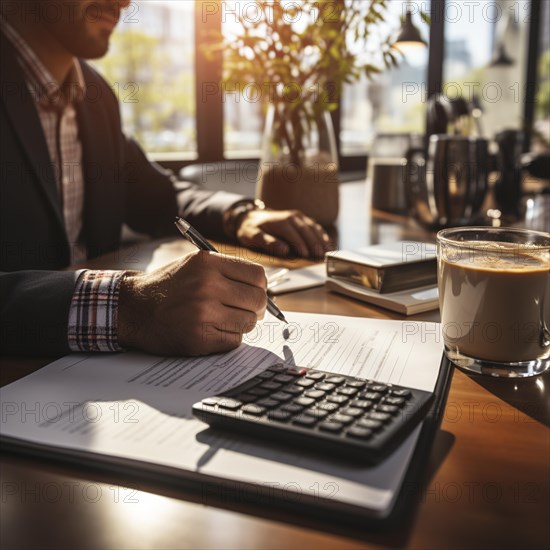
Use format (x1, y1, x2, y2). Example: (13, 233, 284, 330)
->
(437, 229, 550, 377)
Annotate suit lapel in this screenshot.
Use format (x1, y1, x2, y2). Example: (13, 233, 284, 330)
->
(76, 62, 121, 258)
(0, 32, 65, 233)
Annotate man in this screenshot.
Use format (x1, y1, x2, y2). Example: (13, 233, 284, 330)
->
(0, 0, 333, 357)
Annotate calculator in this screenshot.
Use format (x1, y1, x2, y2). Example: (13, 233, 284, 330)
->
(192, 363, 434, 463)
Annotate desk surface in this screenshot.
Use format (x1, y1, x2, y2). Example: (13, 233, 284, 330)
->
(1, 183, 549, 550)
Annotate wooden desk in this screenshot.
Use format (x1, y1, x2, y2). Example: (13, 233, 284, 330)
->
(1, 183, 549, 549)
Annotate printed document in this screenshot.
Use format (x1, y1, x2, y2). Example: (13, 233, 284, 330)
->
(0, 312, 443, 517)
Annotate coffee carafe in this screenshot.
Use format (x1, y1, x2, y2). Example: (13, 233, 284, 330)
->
(407, 135, 489, 228)
(405, 94, 490, 228)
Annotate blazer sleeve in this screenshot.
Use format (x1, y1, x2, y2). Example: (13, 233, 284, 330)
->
(0, 270, 78, 357)
(122, 137, 246, 240)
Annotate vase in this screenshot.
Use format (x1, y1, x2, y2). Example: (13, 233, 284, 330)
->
(256, 104, 340, 226)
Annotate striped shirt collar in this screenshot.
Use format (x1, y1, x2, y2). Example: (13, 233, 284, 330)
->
(1, 17, 85, 109)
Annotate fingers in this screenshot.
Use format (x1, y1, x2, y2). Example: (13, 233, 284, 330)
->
(272, 216, 311, 258)
(186, 303, 259, 356)
(220, 280, 267, 318)
(188, 252, 267, 319)
(196, 326, 243, 355)
(236, 209, 334, 259)
(119, 251, 269, 357)
(290, 215, 332, 259)
(212, 252, 267, 287)
(239, 231, 291, 258)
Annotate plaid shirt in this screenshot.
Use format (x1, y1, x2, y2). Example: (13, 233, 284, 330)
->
(2, 19, 123, 353)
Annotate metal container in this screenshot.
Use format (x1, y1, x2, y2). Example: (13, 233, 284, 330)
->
(407, 135, 489, 228)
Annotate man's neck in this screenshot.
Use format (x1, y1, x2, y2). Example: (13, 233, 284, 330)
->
(5, 15, 74, 84)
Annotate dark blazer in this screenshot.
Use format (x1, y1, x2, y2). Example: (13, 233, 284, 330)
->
(0, 31, 242, 356)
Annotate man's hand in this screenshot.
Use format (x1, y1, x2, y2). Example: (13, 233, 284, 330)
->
(118, 251, 267, 356)
(236, 209, 334, 259)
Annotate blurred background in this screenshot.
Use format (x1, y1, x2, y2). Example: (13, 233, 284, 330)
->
(91, 0, 549, 174)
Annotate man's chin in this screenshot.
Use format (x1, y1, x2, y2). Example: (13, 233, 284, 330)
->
(72, 34, 111, 59)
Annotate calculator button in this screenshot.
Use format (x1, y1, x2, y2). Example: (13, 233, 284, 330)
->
(281, 404, 304, 414)
(316, 383, 336, 392)
(257, 371, 275, 380)
(319, 421, 344, 433)
(236, 393, 257, 403)
(376, 404, 399, 414)
(256, 398, 280, 409)
(295, 378, 316, 388)
(293, 415, 318, 427)
(350, 399, 373, 409)
(268, 410, 292, 422)
(368, 412, 392, 422)
(330, 414, 354, 425)
(260, 381, 283, 391)
(345, 380, 366, 389)
(217, 399, 242, 410)
(241, 404, 266, 416)
(271, 392, 292, 402)
(336, 387, 358, 397)
(294, 397, 316, 407)
(316, 402, 339, 413)
(362, 392, 383, 401)
(369, 384, 389, 393)
(268, 364, 287, 373)
(326, 395, 348, 405)
(346, 427, 373, 440)
(384, 396, 406, 406)
(390, 388, 411, 398)
(286, 367, 307, 376)
(201, 398, 221, 407)
(248, 387, 269, 397)
(274, 374, 294, 384)
(285, 385, 304, 396)
(305, 371, 325, 380)
(325, 376, 345, 385)
(356, 418, 383, 430)
(340, 407, 363, 417)
(304, 390, 326, 400)
(305, 407, 330, 419)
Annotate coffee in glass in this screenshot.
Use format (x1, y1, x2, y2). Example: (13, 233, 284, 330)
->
(437, 227, 550, 377)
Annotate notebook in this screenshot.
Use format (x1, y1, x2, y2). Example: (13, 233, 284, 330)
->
(326, 241, 437, 293)
(327, 278, 439, 315)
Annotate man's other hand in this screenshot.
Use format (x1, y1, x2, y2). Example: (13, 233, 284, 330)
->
(236, 209, 334, 259)
(118, 251, 267, 356)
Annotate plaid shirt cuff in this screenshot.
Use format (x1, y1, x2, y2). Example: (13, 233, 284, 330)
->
(68, 270, 124, 352)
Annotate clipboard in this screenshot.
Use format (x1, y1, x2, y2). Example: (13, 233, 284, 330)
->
(1, 354, 453, 531)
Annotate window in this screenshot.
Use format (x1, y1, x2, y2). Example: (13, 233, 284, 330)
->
(90, 0, 542, 171)
(340, 0, 430, 156)
(534, 0, 550, 150)
(92, 0, 197, 158)
(221, 0, 264, 158)
(442, 0, 530, 137)
(223, 94, 264, 157)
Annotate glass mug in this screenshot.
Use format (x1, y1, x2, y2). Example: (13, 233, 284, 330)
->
(437, 227, 550, 377)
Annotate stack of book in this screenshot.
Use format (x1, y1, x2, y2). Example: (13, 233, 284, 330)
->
(325, 241, 439, 315)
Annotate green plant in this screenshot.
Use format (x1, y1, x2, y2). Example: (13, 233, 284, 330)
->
(217, 0, 426, 163)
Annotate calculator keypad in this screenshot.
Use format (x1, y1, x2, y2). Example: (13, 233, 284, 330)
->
(193, 363, 433, 463)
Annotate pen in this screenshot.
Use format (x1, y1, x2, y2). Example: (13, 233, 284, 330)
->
(174, 217, 288, 324)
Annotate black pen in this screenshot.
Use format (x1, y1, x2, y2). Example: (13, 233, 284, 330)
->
(174, 217, 288, 324)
